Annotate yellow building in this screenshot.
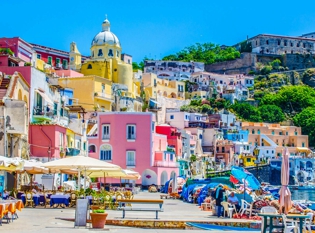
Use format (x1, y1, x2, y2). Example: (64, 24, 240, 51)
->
(142, 73, 185, 101)
(67, 17, 142, 112)
(58, 75, 112, 111)
(242, 122, 310, 157)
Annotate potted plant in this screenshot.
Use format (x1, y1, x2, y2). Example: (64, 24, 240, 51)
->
(90, 209, 108, 228)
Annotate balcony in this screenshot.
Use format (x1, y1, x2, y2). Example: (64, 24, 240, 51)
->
(66, 148, 81, 156)
(102, 135, 110, 140)
(94, 92, 113, 102)
(32, 106, 55, 123)
(153, 161, 179, 168)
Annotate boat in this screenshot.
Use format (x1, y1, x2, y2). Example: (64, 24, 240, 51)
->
(186, 222, 260, 231)
(297, 185, 315, 190)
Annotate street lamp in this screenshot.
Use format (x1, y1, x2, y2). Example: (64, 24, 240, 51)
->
(253, 146, 260, 180)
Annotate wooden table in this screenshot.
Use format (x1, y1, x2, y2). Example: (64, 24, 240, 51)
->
(258, 213, 309, 233)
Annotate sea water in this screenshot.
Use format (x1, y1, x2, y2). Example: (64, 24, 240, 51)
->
(291, 189, 315, 201)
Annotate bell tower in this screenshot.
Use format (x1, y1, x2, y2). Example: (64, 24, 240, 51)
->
(69, 42, 82, 71)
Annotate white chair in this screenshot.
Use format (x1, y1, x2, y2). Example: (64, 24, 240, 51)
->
(221, 201, 236, 218)
(239, 199, 253, 217)
(282, 214, 298, 233)
(303, 212, 313, 233)
(260, 206, 279, 233)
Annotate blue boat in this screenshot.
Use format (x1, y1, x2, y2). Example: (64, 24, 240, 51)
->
(186, 222, 260, 231)
(297, 185, 315, 190)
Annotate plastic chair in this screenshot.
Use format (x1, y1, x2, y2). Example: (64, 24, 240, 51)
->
(221, 201, 236, 218)
(8, 203, 16, 222)
(239, 199, 253, 217)
(260, 206, 279, 233)
(282, 214, 298, 233)
(303, 212, 313, 233)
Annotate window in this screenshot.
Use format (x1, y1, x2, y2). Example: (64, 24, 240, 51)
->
(76, 140, 81, 149)
(278, 40, 281, 45)
(284, 41, 287, 46)
(126, 151, 135, 166)
(117, 51, 119, 58)
(37, 54, 41, 59)
(199, 134, 202, 139)
(257, 129, 260, 135)
(56, 58, 60, 65)
(102, 83, 105, 93)
(291, 42, 293, 47)
(302, 142, 305, 147)
(266, 150, 269, 154)
(266, 40, 269, 45)
(286, 132, 288, 135)
(272, 130, 275, 135)
(87, 64, 92, 69)
(252, 130, 255, 134)
(279, 132, 282, 135)
(47, 56, 52, 65)
(170, 115, 174, 120)
(295, 131, 298, 135)
(108, 49, 113, 57)
(127, 125, 136, 140)
(222, 147, 225, 153)
(272, 150, 274, 154)
(170, 154, 174, 161)
(62, 60, 68, 69)
(102, 124, 110, 140)
(59, 133, 64, 148)
(98, 49, 103, 57)
(88, 145, 96, 152)
(151, 122, 155, 132)
(100, 144, 112, 160)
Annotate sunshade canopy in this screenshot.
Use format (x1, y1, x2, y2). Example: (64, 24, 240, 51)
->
(0, 156, 24, 172)
(42, 156, 121, 170)
(17, 160, 49, 174)
(231, 166, 260, 190)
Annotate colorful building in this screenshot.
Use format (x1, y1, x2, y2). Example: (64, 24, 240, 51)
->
(242, 122, 310, 160)
(68, 18, 142, 112)
(142, 73, 185, 100)
(87, 112, 178, 185)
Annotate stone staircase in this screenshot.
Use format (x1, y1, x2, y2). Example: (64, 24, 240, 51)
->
(0, 78, 10, 99)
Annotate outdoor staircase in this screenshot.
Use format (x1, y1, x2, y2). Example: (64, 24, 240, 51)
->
(0, 78, 10, 99)
(260, 134, 278, 147)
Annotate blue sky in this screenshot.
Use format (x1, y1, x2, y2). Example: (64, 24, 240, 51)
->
(2, 0, 315, 62)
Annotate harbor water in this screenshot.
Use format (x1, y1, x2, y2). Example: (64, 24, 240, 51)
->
(291, 189, 315, 201)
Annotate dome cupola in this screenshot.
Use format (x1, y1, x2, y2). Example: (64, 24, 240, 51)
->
(91, 16, 120, 47)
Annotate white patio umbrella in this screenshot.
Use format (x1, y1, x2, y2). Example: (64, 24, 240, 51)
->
(42, 156, 122, 192)
(0, 156, 24, 172)
(17, 159, 49, 174)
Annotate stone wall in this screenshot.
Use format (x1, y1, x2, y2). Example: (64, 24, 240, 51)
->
(269, 167, 295, 185)
(283, 54, 315, 70)
(205, 53, 255, 75)
(247, 164, 270, 183)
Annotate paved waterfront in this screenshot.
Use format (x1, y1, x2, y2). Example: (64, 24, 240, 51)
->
(1, 192, 259, 232)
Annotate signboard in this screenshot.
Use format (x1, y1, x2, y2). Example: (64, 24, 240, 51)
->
(74, 199, 89, 227)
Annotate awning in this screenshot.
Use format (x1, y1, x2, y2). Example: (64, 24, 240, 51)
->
(35, 89, 54, 105)
(149, 99, 159, 105)
(296, 147, 311, 152)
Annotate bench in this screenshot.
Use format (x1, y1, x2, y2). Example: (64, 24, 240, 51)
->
(117, 199, 164, 219)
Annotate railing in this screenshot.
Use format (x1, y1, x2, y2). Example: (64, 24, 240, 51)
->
(95, 92, 113, 101)
(102, 135, 110, 140)
(153, 161, 179, 167)
(126, 161, 136, 166)
(66, 148, 81, 156)
(33, 106, 55, 122)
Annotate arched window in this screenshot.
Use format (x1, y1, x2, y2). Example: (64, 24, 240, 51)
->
(89, 145, 96, 153)
(108, 49, 113, 57)
(252, 129, 255, 134)
(87, 64, 92, 69)
(116, 51, 119, 58)
(257, 129, 260, 135)
(100, 144, 112, 161)
(92, 51, 94, 57)
(98, 49, 103, 57)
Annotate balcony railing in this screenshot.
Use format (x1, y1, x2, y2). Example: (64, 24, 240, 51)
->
(102, 135, 110, 140)
(126, 161, 136, 166)
(95, 92, 113, 101)
(66, 148, 81, 156)
(153, 161, 179, 167)
(32, 106, 56, 123)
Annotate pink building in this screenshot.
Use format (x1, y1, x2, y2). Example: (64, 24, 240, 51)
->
(87, 112, 179, 186)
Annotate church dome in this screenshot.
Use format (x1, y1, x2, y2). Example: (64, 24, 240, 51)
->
(91, 18, 120, 47)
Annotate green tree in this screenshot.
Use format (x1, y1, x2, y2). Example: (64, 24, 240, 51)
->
(260, 86, 315, 114)
(293, 107, 315, 147)
(132, 62, 141, 71)
(239, 40, 252, 53)
(270, 59, 281, 70)
(231, 102, 262, 122)
(258, 105, 285, 123)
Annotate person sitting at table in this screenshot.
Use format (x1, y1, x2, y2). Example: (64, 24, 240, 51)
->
(227, 191, 240, 211)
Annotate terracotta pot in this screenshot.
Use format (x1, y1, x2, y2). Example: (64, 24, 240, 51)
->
(90, 213, 108, 228)
(90, 205, 100, 211)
